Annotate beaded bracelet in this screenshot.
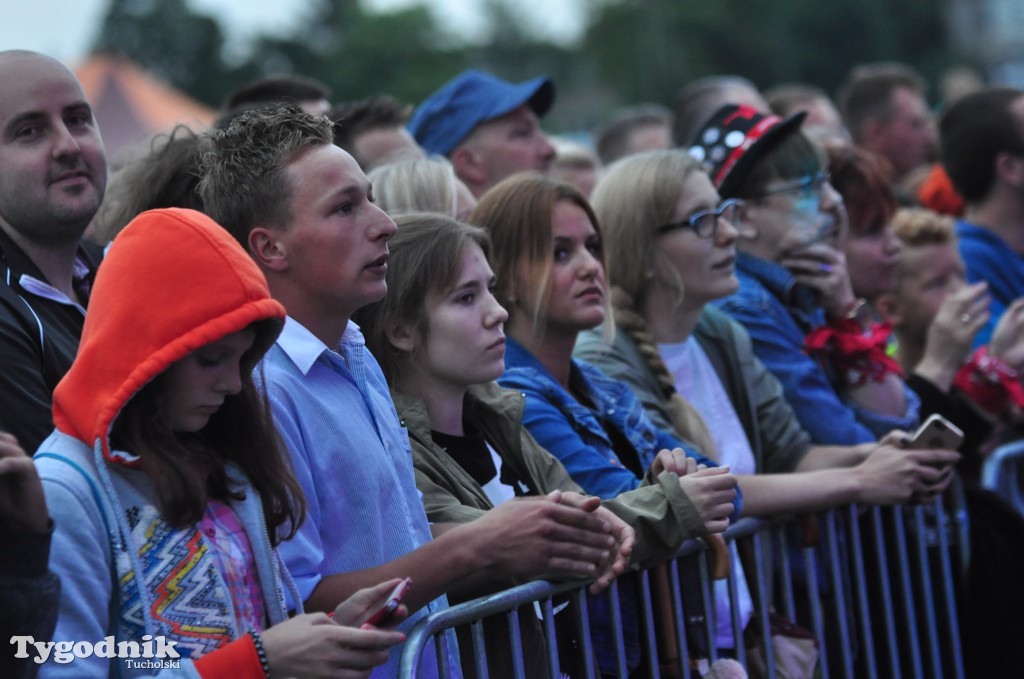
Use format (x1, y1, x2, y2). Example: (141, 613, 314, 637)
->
(249, 630, 270, 678)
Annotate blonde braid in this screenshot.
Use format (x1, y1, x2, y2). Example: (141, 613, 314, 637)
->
(611, 286, 718, 461)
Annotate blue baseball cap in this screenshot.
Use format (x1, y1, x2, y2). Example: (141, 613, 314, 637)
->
(408, 70, 555, 156)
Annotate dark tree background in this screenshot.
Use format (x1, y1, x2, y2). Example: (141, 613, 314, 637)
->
(92, 0, 971, 132)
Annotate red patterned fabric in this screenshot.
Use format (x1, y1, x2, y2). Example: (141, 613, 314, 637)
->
(804, 319, 904, 387)
(953, 346, 1024, 415)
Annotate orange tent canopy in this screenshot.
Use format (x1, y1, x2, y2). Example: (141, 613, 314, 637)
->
(75, 52, 217, 161)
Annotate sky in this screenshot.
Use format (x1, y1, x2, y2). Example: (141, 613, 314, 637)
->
(1, 0, 588, 65)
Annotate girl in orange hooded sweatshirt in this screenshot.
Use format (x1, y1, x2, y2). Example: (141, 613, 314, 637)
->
(33, 208, 406, 679)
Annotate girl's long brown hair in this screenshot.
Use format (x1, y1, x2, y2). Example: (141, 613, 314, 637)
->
(110, 319, 305, 543)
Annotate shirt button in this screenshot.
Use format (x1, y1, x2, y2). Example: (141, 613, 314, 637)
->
(205, 528, 216, 538)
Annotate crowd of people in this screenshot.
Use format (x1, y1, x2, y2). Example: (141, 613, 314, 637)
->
(2, 45, 1024, 679)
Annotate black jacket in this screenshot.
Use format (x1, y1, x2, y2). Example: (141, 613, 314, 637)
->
(0, 228, 101, 452)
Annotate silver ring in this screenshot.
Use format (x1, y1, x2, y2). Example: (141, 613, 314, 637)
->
(960, 313, 971, 324)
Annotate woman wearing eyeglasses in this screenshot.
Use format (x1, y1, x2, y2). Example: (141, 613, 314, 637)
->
(681, 104, 921, 447)
(575, 146, 958, 657)
(578, 148, 955, 516)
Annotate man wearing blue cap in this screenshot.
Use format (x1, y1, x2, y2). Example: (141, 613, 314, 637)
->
(408, 69, 556, 198)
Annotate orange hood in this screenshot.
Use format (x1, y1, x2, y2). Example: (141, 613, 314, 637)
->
(53, 208, 285, 464)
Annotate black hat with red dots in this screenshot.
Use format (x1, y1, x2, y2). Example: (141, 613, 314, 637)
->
(687, 104, 807, 199)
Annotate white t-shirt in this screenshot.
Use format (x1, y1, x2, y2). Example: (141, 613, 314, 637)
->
(659, 337, 756, 475)
(659, 337, 755, 648)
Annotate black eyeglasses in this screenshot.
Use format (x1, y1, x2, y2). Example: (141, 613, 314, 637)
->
(656, 198, 744, 239)
(755, 172, 831, 201)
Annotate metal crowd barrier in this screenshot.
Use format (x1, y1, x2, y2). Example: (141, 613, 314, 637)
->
(981, 439, 1024, 518)
(398, 497, 967, 678)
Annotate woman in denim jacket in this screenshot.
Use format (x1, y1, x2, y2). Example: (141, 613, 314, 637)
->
(470, 175, 737, 517)
(687, 104, 922, 446)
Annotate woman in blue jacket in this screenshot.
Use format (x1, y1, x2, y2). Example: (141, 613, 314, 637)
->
(469, 175, 747, 653)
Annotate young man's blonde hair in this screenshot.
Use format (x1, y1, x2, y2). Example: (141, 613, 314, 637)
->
(199, 104, 333, 248)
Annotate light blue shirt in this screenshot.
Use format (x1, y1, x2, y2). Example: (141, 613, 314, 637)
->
(261, 317, 457, 678)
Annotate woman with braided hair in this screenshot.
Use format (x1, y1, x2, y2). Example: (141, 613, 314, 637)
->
(577, 149, 959, 515)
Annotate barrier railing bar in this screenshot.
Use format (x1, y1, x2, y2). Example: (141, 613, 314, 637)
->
(668, 557, 692, 679)
(845, 504, 877, 679)
(932, 496, 964, 679)
(398, 508, 966, 678)
(911, 505, 943, 679)
(507, 607, 525, 679)
(541, 597, 560, 679)
(775, 526, 797, 622)
(637, 569, 661, 679)
(869, 506, 901, 677)
(803, 538, 829, 679)
(727, 542, 747, 668)
(572, 587, 597, 679)
(823, 510, 854, 678)
(696, 542, 718, 663)
(434, 630, 450, 677)
(470, 619, 487, 678)
(891, 508, 925, 677)
(981, 440, 1024, 516)
(607, 578, 628, 677)
(751, 531, 776, 679)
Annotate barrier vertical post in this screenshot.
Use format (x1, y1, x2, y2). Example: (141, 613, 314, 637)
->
(931, 496, 964, 679)
(869, 506, 901, 676)
(823, 509, 854, 677)
(471, 619, 488, 677)
(572, 588, 597, 679)
(911, 505, 943, 679)
(803, 534, 829, 679)
(668, 557, 693, 679)
(697, 544, 719, 663)
(845, 504, 877, 679)
(726, 543, 747, 668)
(891, 507, 925, 677)
(636, 569, 661, 678)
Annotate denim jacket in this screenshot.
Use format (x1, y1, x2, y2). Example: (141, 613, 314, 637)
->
(714, 252, 919, 445)
(500, 337, 732, 511)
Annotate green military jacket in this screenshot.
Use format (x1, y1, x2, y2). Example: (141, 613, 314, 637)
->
(395, 381, 708, 568)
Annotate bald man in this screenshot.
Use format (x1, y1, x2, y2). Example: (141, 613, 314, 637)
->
(0, 51, 107, 452)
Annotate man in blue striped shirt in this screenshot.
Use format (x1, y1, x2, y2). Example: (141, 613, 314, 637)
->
(198, 104, 632, 677)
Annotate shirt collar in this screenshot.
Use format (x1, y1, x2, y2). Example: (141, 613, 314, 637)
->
(1, 227, 98, 301)
(276, 317, 369, 374)
(276, 316, 331, 375)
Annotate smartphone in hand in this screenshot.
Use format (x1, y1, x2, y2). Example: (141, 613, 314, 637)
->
(908, 414, 964, 451)
(364, 578, 411, 627)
